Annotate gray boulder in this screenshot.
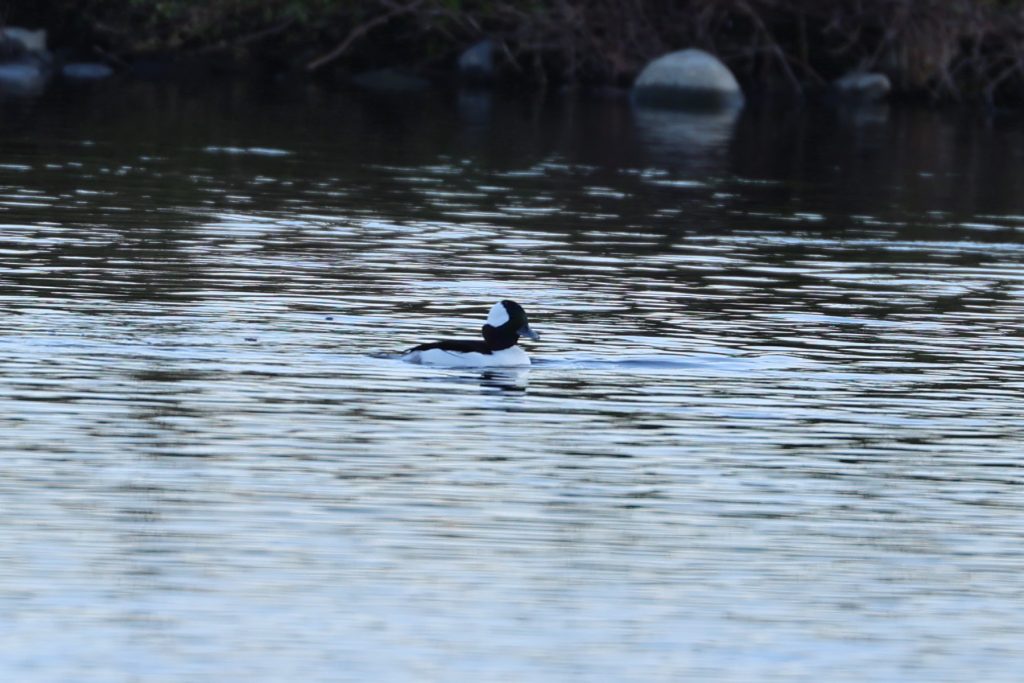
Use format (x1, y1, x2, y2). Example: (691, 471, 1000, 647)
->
(458, 39, 495, 84)
(0, 26, 52, 95)
(832, 72, 891, 103)
(62, 62, 115, 80)
(633, 48, 744, 110)
(1, 27, 47, 53)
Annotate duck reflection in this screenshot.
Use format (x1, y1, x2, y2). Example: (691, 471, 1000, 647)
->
(478, 367, 530, 393)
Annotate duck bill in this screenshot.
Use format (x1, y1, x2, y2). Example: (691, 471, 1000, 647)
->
(518, 324, 540, 340)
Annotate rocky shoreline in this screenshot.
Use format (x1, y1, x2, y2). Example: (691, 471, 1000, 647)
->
(2, 1, 1022, 107)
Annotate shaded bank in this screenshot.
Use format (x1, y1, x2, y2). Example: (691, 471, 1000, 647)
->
(9, 0, 1024, 104)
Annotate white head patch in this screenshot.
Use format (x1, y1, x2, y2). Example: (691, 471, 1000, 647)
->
(486, 301, 510, 327)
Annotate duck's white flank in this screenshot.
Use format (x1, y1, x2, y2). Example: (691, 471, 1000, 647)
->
(407, 346, 530, 367)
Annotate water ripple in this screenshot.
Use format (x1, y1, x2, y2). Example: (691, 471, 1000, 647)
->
(1, 88, 1023, 682)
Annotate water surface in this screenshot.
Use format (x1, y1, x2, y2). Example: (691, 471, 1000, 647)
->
(2, 83, 1024, 682)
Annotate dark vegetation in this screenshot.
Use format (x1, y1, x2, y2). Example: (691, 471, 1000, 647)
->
(9, 0, 1024, 104)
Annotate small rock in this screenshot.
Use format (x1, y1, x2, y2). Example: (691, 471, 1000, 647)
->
(1, 27, 47, 53)
(61, 62, 114, 80)
(832, 72, 891, 103)
(458, 39, 495, 84)
(633, 48, 744, 110)
(0, 62, 48, 95)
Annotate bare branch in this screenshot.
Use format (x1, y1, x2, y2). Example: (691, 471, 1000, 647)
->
(305, 0, 425, 73)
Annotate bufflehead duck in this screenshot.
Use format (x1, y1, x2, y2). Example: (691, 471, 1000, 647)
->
(402, 300, 540, 367)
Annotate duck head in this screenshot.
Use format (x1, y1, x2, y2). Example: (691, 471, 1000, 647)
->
(482, 300, 539, 350)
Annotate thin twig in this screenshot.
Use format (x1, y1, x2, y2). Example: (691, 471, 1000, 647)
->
(736, 0, 803, 93)
(194, 19, 295, 55)
(305, 0, 425, 72)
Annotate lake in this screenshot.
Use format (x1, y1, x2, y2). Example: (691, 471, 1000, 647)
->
(2, 81, 1023, 682)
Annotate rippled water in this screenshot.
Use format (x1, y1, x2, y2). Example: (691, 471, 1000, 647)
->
(3, 83, 1024, 681)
